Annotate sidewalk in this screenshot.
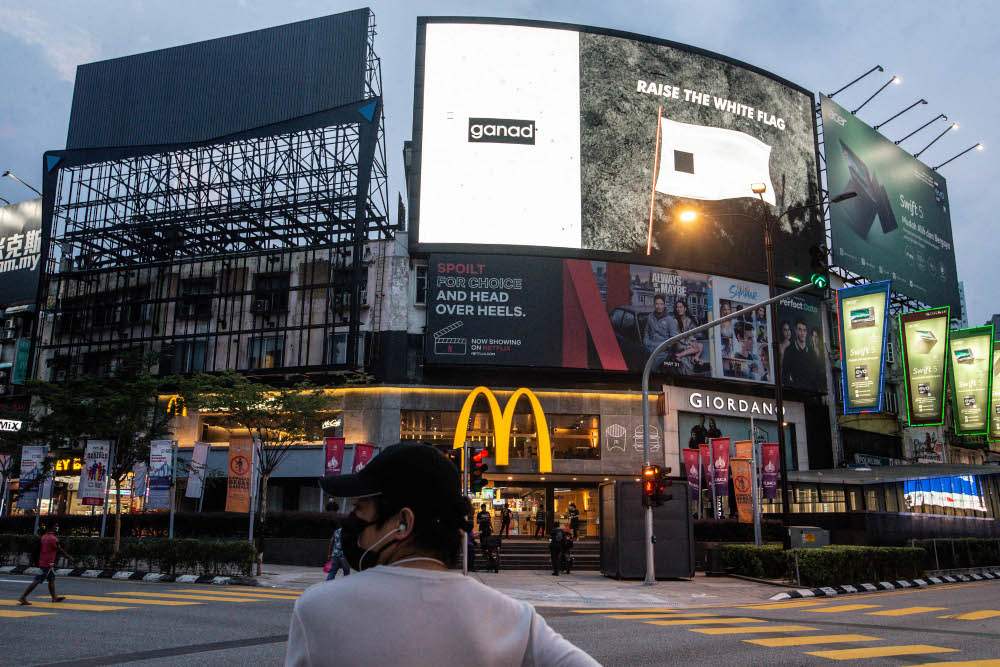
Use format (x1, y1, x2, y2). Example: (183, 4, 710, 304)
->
(254, 565, 780, 608)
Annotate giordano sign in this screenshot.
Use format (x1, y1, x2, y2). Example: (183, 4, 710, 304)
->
(453, 387, 552, 473)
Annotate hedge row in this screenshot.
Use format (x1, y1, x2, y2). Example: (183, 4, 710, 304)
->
(694, 518, 784, 543)
(0, 511, 341, 540)
(721, 544, 925, 587)
(0, 534, 257, 576)
(912, 538, 1000, 570)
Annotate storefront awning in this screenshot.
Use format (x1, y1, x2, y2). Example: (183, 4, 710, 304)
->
(790, 463, 1000, 486)
(1, 304, 36, 317)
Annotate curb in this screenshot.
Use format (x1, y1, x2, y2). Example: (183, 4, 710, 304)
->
(769, 570, 1000, 600)
(0, 565, 257, 587)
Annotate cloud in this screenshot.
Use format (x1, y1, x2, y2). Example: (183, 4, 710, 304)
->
(0, 8, 99, 82)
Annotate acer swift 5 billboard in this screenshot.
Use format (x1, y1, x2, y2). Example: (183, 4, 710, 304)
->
(820, 95, 960, 317)
(412, 19, 821, 285)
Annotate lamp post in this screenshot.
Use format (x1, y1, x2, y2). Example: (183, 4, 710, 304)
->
(933, 143, 984, 171)
(1, 171, 42, 197)
(851, 75, 901, 115)
(914, 123, 960, 159)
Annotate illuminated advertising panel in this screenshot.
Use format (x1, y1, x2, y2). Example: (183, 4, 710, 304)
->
(991, 343, 1000, 445)
(820, 95, 960, 316)
(899, 307, 950, 426)
(836, 281, 891, 413)
(947, 326, 994, 435)
(413, 19, 821, 284)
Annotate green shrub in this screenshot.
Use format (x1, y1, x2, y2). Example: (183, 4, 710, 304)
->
(721, 544, 786, 579)
(788, 546, 924, 587)
(912, 538, 1000, 570)
(695, 519, 784, 543)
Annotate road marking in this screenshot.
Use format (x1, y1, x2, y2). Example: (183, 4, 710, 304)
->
(0, 609, 55, 618)
(806, 645, 959, 660)
(938, 610, 1000, 620)
(253, 587, 305, 594)
(746, 634, 884, 647)
(646, 617, 767, 626)
(68, 595, 201, 606)
(903, 661, 1000, 666)
(105, 592, 258, 603)
(0, 600, 136, 612)
(605, 613, 712, 619)
(804, 604, 882, 613)
(744, 601, 829, 610)
(866, 606, 948, 616)
(572, 608, 686, 614)
(168, 589, 299, 600)
(691, 625, 819, 635)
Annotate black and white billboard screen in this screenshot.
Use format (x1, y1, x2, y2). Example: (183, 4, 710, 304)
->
(412, 19, 821, 284)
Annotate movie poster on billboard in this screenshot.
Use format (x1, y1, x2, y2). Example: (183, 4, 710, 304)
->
(837, 281, 891, 413)
(899, 307, 951, 427)
(226, 437, 254, 513)
(147, 440, 174, 511)
(16, 445, 46, 510)
(991, 343, 1000, 445)
(78, 441, 111, 506)
(820, 95, 960, 315)
(947, 326, 994, 436)
(713, 277, 773, 384)
(775, 292, 827, 391)
(682, 448, 700, 500)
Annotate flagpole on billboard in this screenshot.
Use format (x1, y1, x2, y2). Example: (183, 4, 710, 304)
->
(100, 441, 114, 538)
(168, 440, 177, 539)
(642, 281, 816, 582)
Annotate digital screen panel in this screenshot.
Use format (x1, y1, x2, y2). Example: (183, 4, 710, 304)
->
(836, 281, 891, 413)
(899, 307, 950, 427)
(947, 325, 994, 435)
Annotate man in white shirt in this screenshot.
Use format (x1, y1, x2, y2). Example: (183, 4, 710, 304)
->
(285, 443, 598, 667)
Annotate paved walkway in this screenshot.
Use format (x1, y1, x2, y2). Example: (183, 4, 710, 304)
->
(254, 565, 778, 608)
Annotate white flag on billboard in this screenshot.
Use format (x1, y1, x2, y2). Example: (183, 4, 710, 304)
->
(185, 442, 210, 499)
(655, 118, 776, 205)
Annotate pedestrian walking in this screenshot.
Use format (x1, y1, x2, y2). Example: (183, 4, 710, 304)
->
(567, 502, 580, 540)
(534, 507, 546, 538)
(499, 503, 512, 537)
(18, 522, 71, 606)
(325, 526, 351, 581)
(287, 443, 598, 666)
(476, 503, 493, 537)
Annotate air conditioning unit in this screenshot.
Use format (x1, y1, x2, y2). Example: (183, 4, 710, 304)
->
(251, 298, 272, 314)
(4, 319, 16, 329)
(2, 330, 15, 341)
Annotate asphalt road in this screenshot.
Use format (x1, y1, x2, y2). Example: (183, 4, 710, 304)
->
(1, 575, 998, 665)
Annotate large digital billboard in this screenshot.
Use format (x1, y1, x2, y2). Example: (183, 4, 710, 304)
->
(836, 281, 891, 413)
(991, 342, 1000, 444)
(947, 325, 994, 436)
(820, 95, 960, 316)
(426, 254, 827, 392)
(412, 19, 822, 285)
(899, 307, 950, 427)
(0, 199, 42, 305)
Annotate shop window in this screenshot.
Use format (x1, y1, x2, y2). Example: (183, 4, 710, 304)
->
(791, 484, 819, 513)
(248, 336, 283, 369)
(819, 485, 846, 512)
(845, 486, 862, 511)
(414, 265, 427, 306)
(865, 488, 882, 512)
(884, 483, 899, 512)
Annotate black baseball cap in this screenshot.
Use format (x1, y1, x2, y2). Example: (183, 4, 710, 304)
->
(320, 444, 468, 525)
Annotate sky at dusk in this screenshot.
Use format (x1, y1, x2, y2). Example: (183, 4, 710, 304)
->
(0, 0, 994, 324)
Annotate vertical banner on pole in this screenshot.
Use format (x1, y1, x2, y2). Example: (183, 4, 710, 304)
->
(352, 444, 376, 473)
(147, 440, 174, 511)
(731, 458, 753, 523)
(734, 440, 752, 460)
(710, 437, 730, 497)
(226, 436, 254, 513)
(682, 449, 700, 501)
(132, 462, 147, 498)
(16, 445, 46, 510)
(761, 443, 780, 499)
(185, 442, 211, 499)
(324, 437, 346, 476)
(78, 441, 111, 506)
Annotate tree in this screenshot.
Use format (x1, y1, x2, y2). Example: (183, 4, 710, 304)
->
(179, 371, 327, 524)
(27, 351, 173, 550)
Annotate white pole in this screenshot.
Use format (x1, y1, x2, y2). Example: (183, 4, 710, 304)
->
(461, 441, 469, 576)
(248, 437, 259, 544)
(168, 441, 177, 539)
(100, 442, 114, 538)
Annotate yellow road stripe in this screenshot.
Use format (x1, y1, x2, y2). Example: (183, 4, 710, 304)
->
(251, 587, 305, 594)
(0, 609, 55, 618)
(939, 610, 1000, 620)
(168, 589, 298, 600)
(646, 617, 767, 626)
(0, 600, 135, 612)
(746, 634, 883, 647)
(743, 601, 830, 610)
(691, 625, 818, 635)
(903, 661, 1000, 666)
(605, 613, 712, 620)
(867, 606, 948, 617)
(805, 604, 882, 614)
(572, 608, 685, 614)
(807, 645, 959, 660)
(106, 592, 257, 602)
(68, 595, 200, 607)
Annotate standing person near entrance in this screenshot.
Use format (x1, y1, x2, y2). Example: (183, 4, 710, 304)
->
(567, 503, 580, 540)
(476, 503, 493, 538)
(689, 415, 708, 447)
(18, 522, 71, 606)
(534, 506, 547, 538)
(287, 443, 598, 666)
(499, 503, 512, 537)
(548, 523, 567, 576)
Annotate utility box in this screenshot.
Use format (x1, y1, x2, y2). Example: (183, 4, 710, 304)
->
(789, 526, 830, 549)
(599, 480, 694, 580)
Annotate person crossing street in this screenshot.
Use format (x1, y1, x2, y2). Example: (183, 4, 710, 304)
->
(18, 522, 71, 606)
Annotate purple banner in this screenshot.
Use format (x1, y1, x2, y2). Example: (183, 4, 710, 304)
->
(683, 448, 700, 500)
(711, 438, 730, 497)
(762, 443, 780, 499)
(698, 443, 711, 485)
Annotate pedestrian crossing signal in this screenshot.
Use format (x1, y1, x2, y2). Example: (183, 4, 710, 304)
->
(642, 465, 672, 507)
(470, 448, 489, 493)
(808, 245, 830, 290)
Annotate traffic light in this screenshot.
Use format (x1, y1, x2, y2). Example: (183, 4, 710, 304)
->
(444, 448, 462, 472)
(641, 465, 672, 507)
(808, 244, 830, 290)
(469, 447, 489, 494)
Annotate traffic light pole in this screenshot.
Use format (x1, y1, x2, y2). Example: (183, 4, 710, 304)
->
(641, 280, 815, 584)
(461, 441, 469, 576)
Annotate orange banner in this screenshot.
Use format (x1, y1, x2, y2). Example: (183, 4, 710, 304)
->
(731, 458, 753, 524)
(734, 440, 753, 460)
(225, 436, 254, 513)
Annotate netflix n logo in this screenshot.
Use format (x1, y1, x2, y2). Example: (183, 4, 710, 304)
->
(468, 118, 536, 144)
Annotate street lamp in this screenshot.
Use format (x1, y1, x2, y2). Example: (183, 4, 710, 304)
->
(914, 123, 960, 159)
(1, 171, 42, 197)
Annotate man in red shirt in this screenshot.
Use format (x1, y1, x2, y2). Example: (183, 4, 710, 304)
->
(18, 522, 72, 605)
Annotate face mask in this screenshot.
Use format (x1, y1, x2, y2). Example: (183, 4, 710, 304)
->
(340, 512, 401, 571)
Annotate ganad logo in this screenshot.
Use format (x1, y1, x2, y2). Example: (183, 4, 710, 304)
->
(469, 117, 536, 145)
